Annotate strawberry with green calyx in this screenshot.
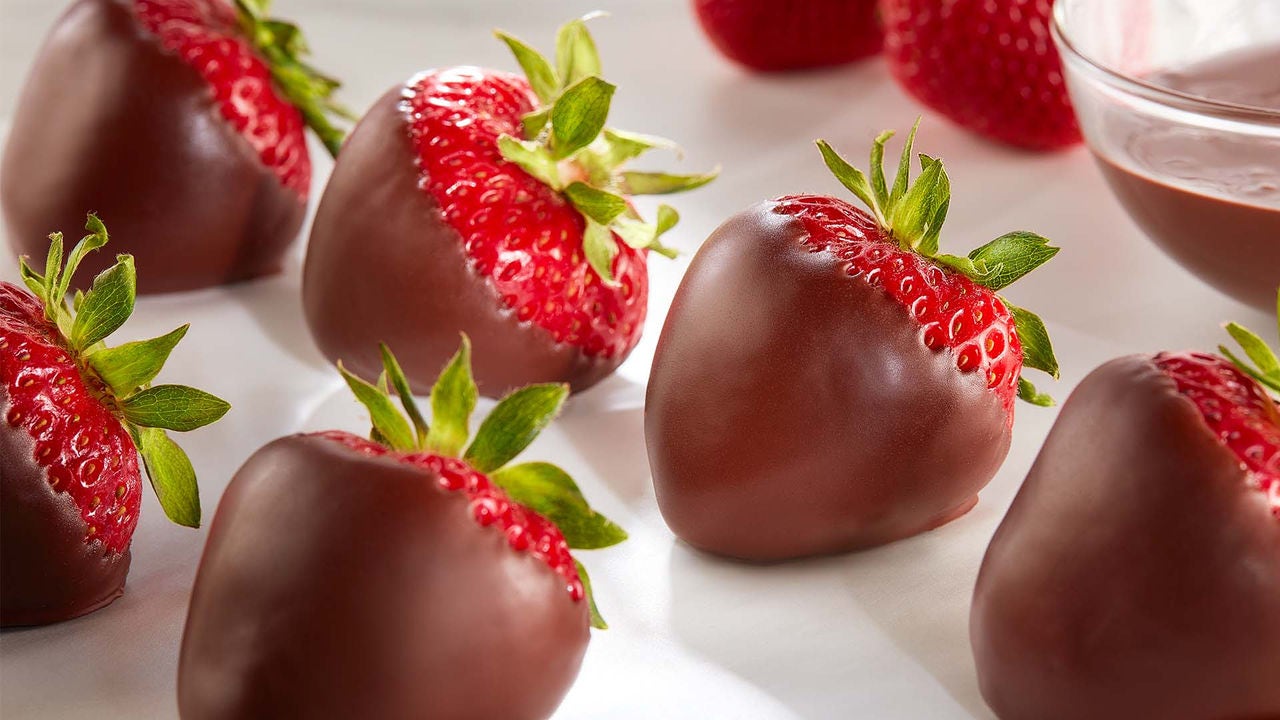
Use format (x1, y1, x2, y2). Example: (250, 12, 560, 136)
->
(971, 293, 1279, 719)
(3, 0, 351, 294)
(180, 338, 626, 719)
(1, 215, 230, 627)
(647, 122, 1062, 560)
(304, 14, 719, 398)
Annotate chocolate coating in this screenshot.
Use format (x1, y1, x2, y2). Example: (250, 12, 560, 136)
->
(179, 434, 589, 720)
(0, 386, 130, 627)
(645, 202, 1011, 561)
(303, 87, 615, 398)
(972, 355, 1280, 720)
(0, 0, 304, 295)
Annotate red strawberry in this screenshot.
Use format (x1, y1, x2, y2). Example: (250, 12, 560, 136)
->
(880, 0, 1081, 151)
(0, 216, 229, 626)
(647, 122, 1060, 560)
(692, 0, 884, 72)
(971, 301, 1280, 719)
(304, 15, 717, 397)
(1, 0, 349, 294)
(180, 339, 625, 719)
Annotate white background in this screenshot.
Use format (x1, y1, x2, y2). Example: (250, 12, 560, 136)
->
(0, 1, 1272, 718)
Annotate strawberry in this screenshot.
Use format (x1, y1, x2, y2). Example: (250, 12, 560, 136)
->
(646, 121, 1060, 560)
(972, 297, 1280, 720)
(1, 0, 349, 294)
(692, 0, 884, 72)
(0, 216, 230, 627)
(180, 339, 625, 719)
(304, 15, 717, 397)
(880, 0, 1082, 151)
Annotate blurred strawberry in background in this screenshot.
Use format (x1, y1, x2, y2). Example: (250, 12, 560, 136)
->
(881, 0, 1082, 151)
(693, 0, 884, 72)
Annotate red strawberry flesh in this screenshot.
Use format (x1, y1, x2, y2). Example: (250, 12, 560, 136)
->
(777, 194, 1023, 414)
(1155, 351, 1280, 518)
(315, 429, 585, 599)
(399, 67, 647, 359)
(132, 0, 311, 196)
(0, 283, 141, 553)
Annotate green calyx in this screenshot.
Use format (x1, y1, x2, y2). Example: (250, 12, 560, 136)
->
(234, 0, 354, 157)
(1219, 289, 1280, 395)
(494, 14, 718, 283)
(338, 336, 626, 629)
(17, 215, 231, 529)
(816, 120, 1062, 406)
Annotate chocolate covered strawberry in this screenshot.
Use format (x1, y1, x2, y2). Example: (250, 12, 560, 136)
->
(693, 0, 884, 72)
(1, 0, 349, 294)
(971, 297, 1280, 720)
(647, 122, 1059, 560)
(180, 338, 625, 719)
(881, 0, 1081, 151)
(304, 15, 716, 397)
(1, 216, 230, 626)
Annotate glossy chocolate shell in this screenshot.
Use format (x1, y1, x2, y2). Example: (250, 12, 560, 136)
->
(303, 87, 615, 398)
(646, 201, 1011, 561)
(971, 355, 1280, 720)
(0, 0, 304, 294)
(178, 434, 589, 720)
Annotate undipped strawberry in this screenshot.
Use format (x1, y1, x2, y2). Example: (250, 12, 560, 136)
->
(1, 216, 230, 627)
(647, 121, 1060, 560)
(304, 15, 717, 397)
(179, 338, 626, 720)
(972, 294, 1280, 719)
(880, 0, 1081, 151)
(692, 0, 884, 72)
(1, 0, 350, 293)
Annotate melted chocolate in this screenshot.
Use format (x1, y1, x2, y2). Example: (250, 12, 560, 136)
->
(0, 0, 304, 295)
(972, 355, 1280, 719)
(179, 434, 589, 719)
(645, 202, 1010, 561)
(303, 87, 616, 398)
(0, 386, 130, 627)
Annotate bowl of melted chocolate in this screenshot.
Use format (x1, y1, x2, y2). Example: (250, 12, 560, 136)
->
(1054, 0, 1280, 311)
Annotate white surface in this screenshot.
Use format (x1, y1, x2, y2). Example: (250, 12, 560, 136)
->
(0, 1, 1272, 718)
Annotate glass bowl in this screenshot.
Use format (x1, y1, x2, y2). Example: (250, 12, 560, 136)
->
(1052, 0, 1280, 311)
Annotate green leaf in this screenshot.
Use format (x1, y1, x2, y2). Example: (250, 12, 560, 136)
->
(1017, 377, 1055, 407)
(86, 325, 189, 397)
(379, 344, 429, 445)
(522, 107, 552, 138)
(869, 129, 895, 212)
(425, 336, 479, 456)
(816, 140, 881, 222)
(582, 220, 619, 283)
(135, 427, 201, 528)
(53, 214, 110, 309)
(1225, 322, 1280, 378)
(1009, 304, 1060, 379)
(565, 182, 628, 225)
(70, 255, 136, 351)
(497, 135, 562, 189)
(555, 15, 603, 88)
(463, 383, 569, 472)
(888, 117, 921, 213)
(935, 253, 987, 280)
(18, 257, 46, 299)
(549, 76, 615, 160)
(43, 232, 64, 312)
(619, 169, 718, 195)
(120, 385, 232, 432)
(888, 154, 950, 255)
(601, 128, 679, 167)
(495, 30, 560, 103)
(491, 462, 627, 549)
(655, 204, 680, 235)
(965, 232, 1060, 291)
(576, 560, 608, 630)
(338, 362, 415, 451)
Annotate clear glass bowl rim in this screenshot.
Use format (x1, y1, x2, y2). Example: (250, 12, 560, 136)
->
(1051, 0, 1280, 127)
